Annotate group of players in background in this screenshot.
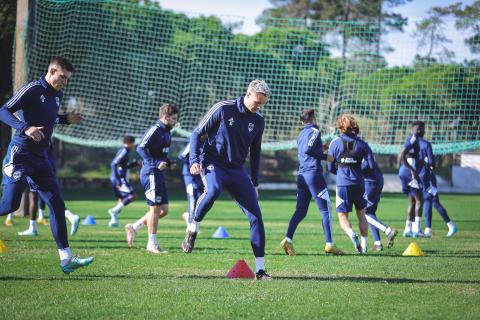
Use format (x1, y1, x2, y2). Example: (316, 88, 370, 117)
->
(0, 57, 457, 279)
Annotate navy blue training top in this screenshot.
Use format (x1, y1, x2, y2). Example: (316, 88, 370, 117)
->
(137, 120, 171, 174)
(110, 146, 137, 183)
(399, 134, 423, 177)
(297, 124, 327, 173)
(327, 133, 370, 187)
(361, 143, 383, 183)
(419, 137, 434, 189)
(0, 76, 64, 155)
(189, 97, 264, 186)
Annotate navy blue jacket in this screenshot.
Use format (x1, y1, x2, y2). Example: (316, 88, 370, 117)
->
(399, 134, 423, 177)
(362, 143, 383, 183)
(110, 147, 137, 183)
(137, 120, 171, 174)
(327, 134, 370, 187)
(419, 138, 434, 190)
(297, 124, 327, 173)
(189, 97, 264, 186)
(0, 76, 64, 155)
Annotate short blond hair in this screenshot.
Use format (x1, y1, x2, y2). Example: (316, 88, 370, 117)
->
(248, 79, 271, 98)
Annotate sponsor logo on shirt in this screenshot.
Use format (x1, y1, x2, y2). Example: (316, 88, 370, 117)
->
(55, 97, 60, 107)
(40, 95, 45, 103)
(228, 117, 234, 126)
(248, 123, 254, 132)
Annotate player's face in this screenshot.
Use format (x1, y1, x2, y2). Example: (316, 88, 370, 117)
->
(165, 114, 178, 128)
(49, 65, 72, 91)
(244, 90, 268, 113)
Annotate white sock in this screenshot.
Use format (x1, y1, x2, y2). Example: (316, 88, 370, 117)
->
(58, 247, 72, 266)
(345, 228, 354, 238)
(361, 236, 368, 250)
(65, 209, 77, 222)
(405, 220, 412, 232)
(413, 216, 421, 233)
(255, 257, 265, 273)
(325, 242, 333, 247)
(132, 220, 144, 232)
(374, 240, 382, 246)
(188, 220, 200, 233)
(38, 209, 45, 220)
(447, 222, 455, 230)
(112, 202, 124, 213)
(425, 227, 432, 234)
(6, 213, 13, 221)
(148, 233, 157, 246)
(285, 237, 292, 243)
(384, 227, 392, 236)
(29, 220, 37, 232)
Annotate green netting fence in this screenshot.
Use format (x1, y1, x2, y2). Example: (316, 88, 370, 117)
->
(18, 0, 480, 154)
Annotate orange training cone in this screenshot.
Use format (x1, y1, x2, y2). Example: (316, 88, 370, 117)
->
(402, 242, 424, 257)
(226, 259, 255, 279)
(0, 240, 7, 253)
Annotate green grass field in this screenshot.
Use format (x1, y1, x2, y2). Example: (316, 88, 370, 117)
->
(0, 190, 479, 319)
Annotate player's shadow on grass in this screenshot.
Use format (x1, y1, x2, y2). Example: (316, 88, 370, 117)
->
(176, 274, 480, 284)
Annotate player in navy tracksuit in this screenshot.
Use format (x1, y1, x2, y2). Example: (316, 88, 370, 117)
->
(178, 143, 204, 225)
(107, 135, 139, 227)
(182, 80, 272, 280)
(0, 57, 93, 273)
(398, 121, 425, 237)
(280, 109, 343, 256)
(362, 143, 398, 251)
(419, 137, 458, 238)
(124, 104, 178, 253)
(327, 114, 370, 253)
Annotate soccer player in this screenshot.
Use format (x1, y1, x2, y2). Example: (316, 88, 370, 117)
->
(124, 103, 178, 253)
(362, 142, 398, 251)
(182, 79, 272, 280)
(280, 109, 343, 256)
(0, 56, 93, 273)
(419, 137, 458, 238)
(327, 114, 370, 254)
(107, 135, 139, 227)
(398, 121, 425, 237)
(178, 142, 204, 226)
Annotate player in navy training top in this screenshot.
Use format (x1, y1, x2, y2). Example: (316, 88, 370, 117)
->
(182, 80, 272, 280)
(398, 121, 425, 237)
(178, 143, 204, 226)
(280, 109, 344, 256)
(124, 104, 178, 254)
(418, 137, 458, 238)
(0, 57, 93, 273)
(327, 114, 370, 253)
(361, 142, 398, 250)
(107, 135, 139, 227)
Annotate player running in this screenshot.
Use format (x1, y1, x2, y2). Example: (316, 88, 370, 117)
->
(107, 135, 139, 227)
(0, 57, 93, 273)
(182, 80, 272, 280)
(124, 103, 178, 254)
(280, 109, 343, 256)
(327, 114, 370, 254)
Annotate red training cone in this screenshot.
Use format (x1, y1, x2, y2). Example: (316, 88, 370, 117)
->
(226, 259, 255, 279)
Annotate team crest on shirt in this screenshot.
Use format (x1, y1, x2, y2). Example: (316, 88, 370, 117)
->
(248, 123, 254, 132)
(228, 117, 234, 126)
(155, 196, 162, 203)
(207, 164, 214, 171)
(40, 95, 45, 103)
(55, 97, 60, 107)
(12, 171, 22, 181)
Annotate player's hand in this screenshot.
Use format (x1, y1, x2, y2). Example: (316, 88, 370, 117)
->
(66, 110, 84, 124)
(327, 154, 334, 162)
(411, 170, 419, 180)
(158, 161, 168, 171)
(25, 126, 45, 142)
(190, 163, 202, 175)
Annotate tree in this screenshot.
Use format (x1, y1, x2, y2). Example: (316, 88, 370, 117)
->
(413, 7, 454, 65)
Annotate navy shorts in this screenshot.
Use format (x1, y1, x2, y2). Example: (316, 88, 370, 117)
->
(336, 184, 366, 213)
(364, 179, 383, 215)
(111, 179, 134, 199)
(140, 170, 168, 206)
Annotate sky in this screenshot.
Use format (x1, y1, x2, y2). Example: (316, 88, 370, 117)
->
(156, 0, 477, 66)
